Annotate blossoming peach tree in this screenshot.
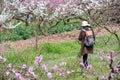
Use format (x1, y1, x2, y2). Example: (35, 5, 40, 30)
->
(0, 0, 112, 30)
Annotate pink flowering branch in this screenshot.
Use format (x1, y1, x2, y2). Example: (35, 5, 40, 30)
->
(108, 51, 114, 80)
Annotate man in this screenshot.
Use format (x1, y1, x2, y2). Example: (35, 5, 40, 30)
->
(78, 21, 95, 67)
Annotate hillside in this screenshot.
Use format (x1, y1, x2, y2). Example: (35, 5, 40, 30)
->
(0, 26, 119, 53)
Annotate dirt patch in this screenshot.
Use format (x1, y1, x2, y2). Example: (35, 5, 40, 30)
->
(0, 26, 120, 53)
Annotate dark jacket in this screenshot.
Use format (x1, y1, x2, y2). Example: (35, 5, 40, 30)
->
(78, 27, 95, 55)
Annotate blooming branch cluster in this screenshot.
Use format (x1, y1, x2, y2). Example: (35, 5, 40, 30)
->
(1, 55, 75, 80)
(98, 50, 120, 80)
(1, 49, 120, 79)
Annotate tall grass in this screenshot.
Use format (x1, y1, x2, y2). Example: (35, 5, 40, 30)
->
(2, 32, 119, 65)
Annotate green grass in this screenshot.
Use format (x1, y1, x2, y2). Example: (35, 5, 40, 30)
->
(95, 33, 119, 51)
(40, 41, 79, 54)
(1, 32, 120, 80)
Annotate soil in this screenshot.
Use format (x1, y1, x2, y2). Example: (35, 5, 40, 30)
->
(0, 26, 120, 53)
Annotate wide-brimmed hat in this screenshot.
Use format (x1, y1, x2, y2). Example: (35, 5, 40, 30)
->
(82, 21, 90, 26)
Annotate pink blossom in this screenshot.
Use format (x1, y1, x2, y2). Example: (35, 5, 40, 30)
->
(101, 76, 107, 80)
(28, 67, 33, 74)
(15, 73, 21, 79)
(51, 65, 59, 71)
(28, 67, 37, 78)
(18, 76, 25, 80)
(5, 71, 10, 76)
(41, 64, 48, 72)
(114, 66, 119, 73)
(99, 50, 104, 54)
(22, 64, 27, 69)
(87, 64, 92, 69)
(49, 0, 65, 8)
(80, 62, 85, 67)
(15, 73, 24, 80)
(7, 63, 13, 69)
(110, 72, 115, 78)
(58, 73, 62, 76)
(35, 55, 43, 64)
(106, 53, 113, 60)
(62, 73, 66, 77)
(47, 72, 52, 79)
(67, 71, 71, 74)
(58, 72, 66, 77)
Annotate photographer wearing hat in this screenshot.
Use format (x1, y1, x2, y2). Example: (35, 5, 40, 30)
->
(78, 21, 95, 67)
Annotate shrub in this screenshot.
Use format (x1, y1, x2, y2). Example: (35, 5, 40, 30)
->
(48, 23, 80, 34)
(9, 26, 36, 41)
(0, 26, 40, 42)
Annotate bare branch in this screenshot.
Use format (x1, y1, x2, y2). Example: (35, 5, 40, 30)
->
(2, 21, 22, 29)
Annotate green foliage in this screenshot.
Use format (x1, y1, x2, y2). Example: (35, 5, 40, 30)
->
(0, 32, 4, 42)
(0, 26, 39, 42)
(0, 22, 81, 42)
(9, 26, 36, 41)
(48, 22, 80, 34)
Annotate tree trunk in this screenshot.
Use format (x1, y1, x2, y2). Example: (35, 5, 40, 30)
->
(0, 0, 4, 14)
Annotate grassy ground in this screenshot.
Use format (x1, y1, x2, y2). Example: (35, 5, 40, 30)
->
(1, 32, 120, 80)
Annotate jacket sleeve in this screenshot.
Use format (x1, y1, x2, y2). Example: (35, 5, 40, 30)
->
(78, 30, 85, 41)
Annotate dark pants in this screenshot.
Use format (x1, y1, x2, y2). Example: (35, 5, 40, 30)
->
(83, 54, 88, 67)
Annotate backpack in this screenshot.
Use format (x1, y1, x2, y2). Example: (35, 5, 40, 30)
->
(82, 28, 95, 46)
